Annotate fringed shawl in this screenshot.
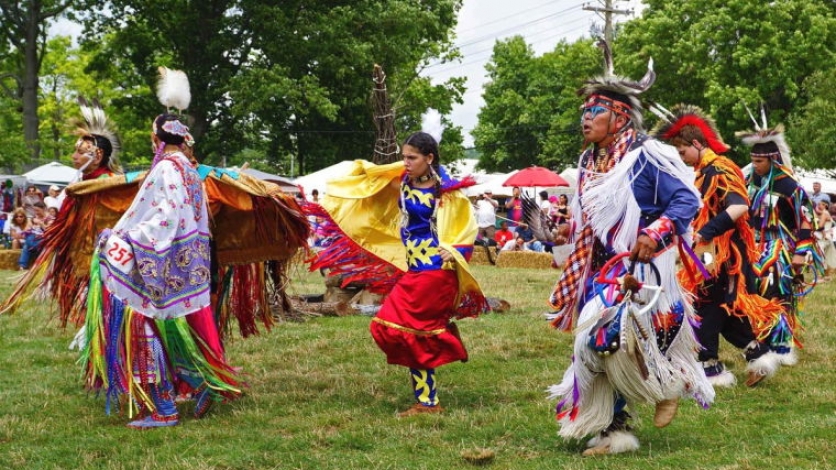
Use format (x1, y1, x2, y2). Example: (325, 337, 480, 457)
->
(0, 164, 308, 337)
(308, 159, 489, 319)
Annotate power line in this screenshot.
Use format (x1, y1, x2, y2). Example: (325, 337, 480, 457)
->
(424, 16, 595, 79)
(439, 4, 584, 58)
(455, 0, 584, 37)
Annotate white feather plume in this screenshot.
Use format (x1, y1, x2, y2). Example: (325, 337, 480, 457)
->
(421, 108, 444, 144)
(156, 66, 191, 112)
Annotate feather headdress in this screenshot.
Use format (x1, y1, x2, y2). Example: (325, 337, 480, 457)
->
(74, 96, 123, 174)
(156, 66, 191, 112)
(152, 66, 193, 151)
(735, 105, 792, 171)
(578, 39, 656, 131)
(421, 108, 444, 144)
(651, 103, 730, 154)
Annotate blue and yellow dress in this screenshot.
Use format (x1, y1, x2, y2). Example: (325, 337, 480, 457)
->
(308, 160, 488, 407)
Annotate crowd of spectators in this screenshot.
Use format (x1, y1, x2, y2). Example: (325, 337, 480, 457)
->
(0, 182, 62, 270)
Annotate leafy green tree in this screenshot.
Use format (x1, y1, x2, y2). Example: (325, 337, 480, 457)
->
(787, 69, 836, 171)
(0, 0, 79, 161)
(229, 0, 465, 175)
(617, 0, 836, 164)
(472, 36, 539, 173)
(78, 0, 465, 174)
(537, 40, 600, 171)
(473, 37, 598, 173)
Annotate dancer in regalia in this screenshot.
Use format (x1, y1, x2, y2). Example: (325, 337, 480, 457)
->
(2, 68, 309, 428)
(738, 114, 824, 367)
(654, 104, 783, 387)
(545, 41, 713, 456)
(308, 125, 488, 417)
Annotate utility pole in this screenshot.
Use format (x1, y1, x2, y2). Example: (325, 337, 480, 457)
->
(583, 0, 633, 44)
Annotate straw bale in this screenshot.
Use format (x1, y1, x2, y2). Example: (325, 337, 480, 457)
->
(470, 246, 498, 266)
(0, 249, 21, 271)
(495, 250, 554, 269)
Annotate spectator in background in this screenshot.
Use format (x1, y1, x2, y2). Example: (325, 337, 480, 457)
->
(554, 194, 571, 226)
(45, 206, 58, 227)
(6, 208, 29, 249)
(494, 221, 514, 248)
(44, 185, 61, 210)
(501, 235, 527, 252)
(814, 201, 836, 278)
(2, 179, 16, 214)
(809, 182, 830, 207)
(515, 222, 544, 252)
(474, 190, 498, 242)
(538, 190, 551, 214)
(21, 185, 43, 218)
(504, 186, 523, 230)
(18, 201, 47, 270)
(310, 189, 320, 203)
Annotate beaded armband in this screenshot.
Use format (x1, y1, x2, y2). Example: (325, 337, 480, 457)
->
(640, 216, 674, 247)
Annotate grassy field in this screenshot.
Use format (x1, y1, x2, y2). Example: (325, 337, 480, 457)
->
(0, 263, 834, 470)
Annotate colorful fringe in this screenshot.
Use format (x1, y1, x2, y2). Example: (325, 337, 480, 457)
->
(306, 202, 404, 294)
(677, 151, 787, 330)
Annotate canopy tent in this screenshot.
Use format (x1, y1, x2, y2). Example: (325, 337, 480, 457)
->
(0, 175, 29, 189)
(294, 160, 357, 197)
(795, 169, 836, 195)
(23, 162, 77, 187)
(464, 170, 518, 198)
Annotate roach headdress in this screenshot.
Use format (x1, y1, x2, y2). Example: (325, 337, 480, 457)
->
(74, 97, 123, 174)
(735, 106, 792, 171)
(651, 103, 730, 154)
(578, 39, 656, 132)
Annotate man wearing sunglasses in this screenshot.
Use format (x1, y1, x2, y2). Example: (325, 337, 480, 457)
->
(546, 41, 709, 456)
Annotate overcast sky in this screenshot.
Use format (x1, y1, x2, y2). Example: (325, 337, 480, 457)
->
(50, 1, 642, 148)
(432, 0, 643, 147)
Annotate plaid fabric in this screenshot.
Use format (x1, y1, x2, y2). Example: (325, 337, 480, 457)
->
(548, 225, 595, 331)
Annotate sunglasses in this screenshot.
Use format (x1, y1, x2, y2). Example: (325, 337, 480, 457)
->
(581, 105, 610, 120)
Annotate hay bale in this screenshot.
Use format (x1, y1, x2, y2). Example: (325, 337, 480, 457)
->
(469, 246, 497, 266)
(495, 250, 554, 269)
(0, 249, 21, 271)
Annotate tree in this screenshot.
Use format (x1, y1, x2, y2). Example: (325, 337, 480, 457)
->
(0, 0, 77, 161)
(617, 0, 836, 164)
(472, 36, 539, 173)
(228, 0, 465, 175)
(787, 69, 836, 170)
(79, 0, 466, 174)
(473, 37, 599, 172)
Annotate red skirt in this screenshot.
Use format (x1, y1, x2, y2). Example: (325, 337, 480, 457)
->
(370, 269, 467, 369)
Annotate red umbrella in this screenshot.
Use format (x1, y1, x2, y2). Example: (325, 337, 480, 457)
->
(502, 166, 569, 187)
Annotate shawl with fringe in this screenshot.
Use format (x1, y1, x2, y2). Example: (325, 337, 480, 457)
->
(307, 160, 489, 318)
(0, 164, 309, 338)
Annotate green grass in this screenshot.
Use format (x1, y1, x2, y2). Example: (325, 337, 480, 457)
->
(0, 264, 834, 469)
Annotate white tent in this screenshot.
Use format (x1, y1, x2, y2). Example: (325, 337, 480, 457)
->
(23, 162, 77, 187)
(464, 170, 518, 198)
(294, 160, 357, 196)
(795, 169, 836, 195)
(0, 174, 29, 189)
